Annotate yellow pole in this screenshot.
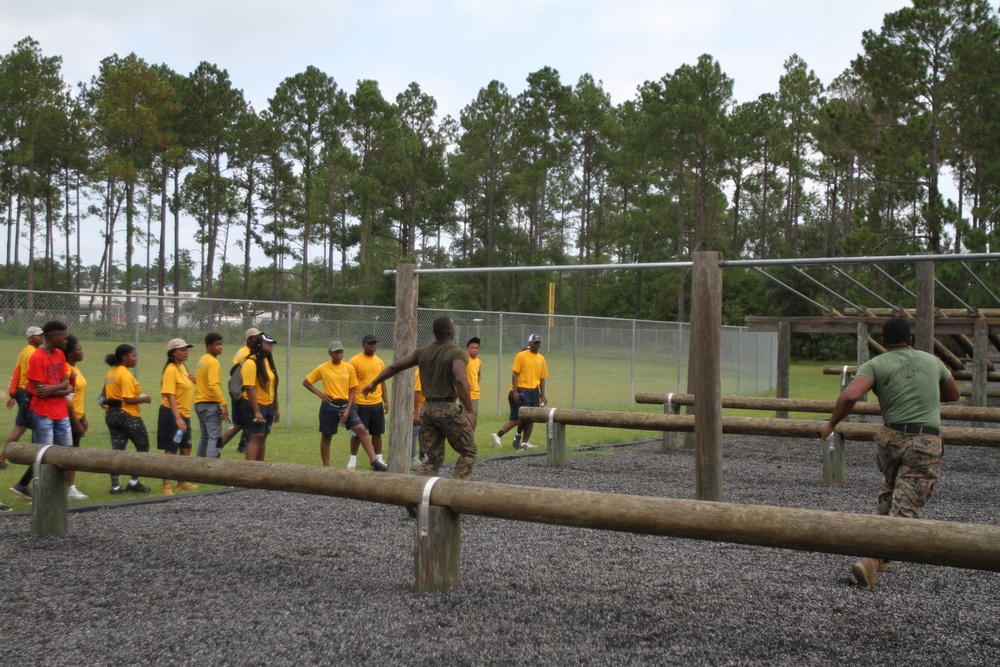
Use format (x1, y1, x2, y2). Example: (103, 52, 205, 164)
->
(547, 282, 555, 351)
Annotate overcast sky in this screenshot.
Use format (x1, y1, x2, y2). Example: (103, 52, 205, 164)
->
(3, 0, 909, 270)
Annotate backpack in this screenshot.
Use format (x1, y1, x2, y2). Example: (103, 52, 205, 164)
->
(229, 361, 246, 405)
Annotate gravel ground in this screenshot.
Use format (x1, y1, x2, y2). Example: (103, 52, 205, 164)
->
(3, 425, 1000, 666)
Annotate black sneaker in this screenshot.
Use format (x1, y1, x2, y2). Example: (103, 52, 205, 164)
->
(512, 433, 523, 450)
(370, 460, 388, 472)
(10, 484, 32, 500)
(126, 481, 151, 493)
(236, 444, 247, 454)
(0, 502, 11, 512)
(109, 486, 125, 495)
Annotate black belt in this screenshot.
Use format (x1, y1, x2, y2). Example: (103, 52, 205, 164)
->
(425, 397, 457, 403)
(886, 423, 940, 436)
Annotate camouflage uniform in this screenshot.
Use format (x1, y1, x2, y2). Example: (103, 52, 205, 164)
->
(417, 401, 477, 480)
(876, 426, 942, 519)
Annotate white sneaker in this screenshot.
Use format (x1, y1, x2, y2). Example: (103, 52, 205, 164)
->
(522, 442, 538, 449)
(491, 433, 502, 448)
(411, 456, 422, 466)
(67, 485, 89, 500)
(346, 459, 357, 470)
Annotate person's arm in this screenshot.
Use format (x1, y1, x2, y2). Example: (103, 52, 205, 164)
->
(941, 375, 960, 403)
(245, 385, 263, 423)
(413, 388, 421, 425)
(344, 387, 355, 423)
(453, 359, 476, 431)
(539, 378, 546, 405)
(362, 353, 417, 397)
(380, 380, 389, 414)
(34, 378, 71, 398)
(303, 377, 332, 403)
(67, 396, 85, 435)
(167, 394, 186, 432)
(821, 375, 873, 440)
(511, 370, 521, 403)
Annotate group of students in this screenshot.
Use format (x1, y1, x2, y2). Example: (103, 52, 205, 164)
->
(0, 324, 280, 506)
(0, 321, 551, 509)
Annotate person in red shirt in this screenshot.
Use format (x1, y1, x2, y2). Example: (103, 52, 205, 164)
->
(9, 321, 73, 501)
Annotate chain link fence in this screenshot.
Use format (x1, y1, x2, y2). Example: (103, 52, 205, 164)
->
(0, 289, 776, 425)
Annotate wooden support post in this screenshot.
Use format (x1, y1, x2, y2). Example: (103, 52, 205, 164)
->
(776, 321, 791, 419)
(856, 322, 870, 425)
(662, 400, 679, 451)
(916, 261, 935, 353)
(31, 463, 68, 536)
(389, 264, 418, 474)
(973, 320, 989, 427)
(414, 505, 461, 592)
(547, 422, 567, 466)
(692, 251, 723, 502)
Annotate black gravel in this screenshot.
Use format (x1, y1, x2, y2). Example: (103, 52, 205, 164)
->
(3, 425, 1000, 666)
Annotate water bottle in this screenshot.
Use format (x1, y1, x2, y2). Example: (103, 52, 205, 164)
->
(173, 428, 184, 444)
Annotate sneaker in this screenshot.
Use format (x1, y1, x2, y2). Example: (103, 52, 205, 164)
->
(370, 459, 388, 472)
(67, 485, 88, 500)
(176, 482, 199, 491)
(491, 433, 502, 448)
(236, 444, 246, 454)
(346, 459, 357, 470)
(0, 502, 11, 512)
(10, 483, 32, 500)
(161, 483, 174, 496)
(126, 481, 151, 494)
(522, 441, 538, 449)
(411, 456, 422, 466)
(109, 486, 125, 495)
(512, 433, 522, 450)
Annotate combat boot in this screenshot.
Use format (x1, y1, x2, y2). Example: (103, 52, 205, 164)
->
(852, 557, 880, 590)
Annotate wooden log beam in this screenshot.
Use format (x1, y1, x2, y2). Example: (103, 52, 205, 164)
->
(9, 444, 1000, 573)
(821, 365, 1000, 383)
(633, 392, 1000, 422)
(517, 407, 1000, 446)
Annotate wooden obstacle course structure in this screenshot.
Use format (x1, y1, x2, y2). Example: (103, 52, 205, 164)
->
(10, 441, 1000, 592)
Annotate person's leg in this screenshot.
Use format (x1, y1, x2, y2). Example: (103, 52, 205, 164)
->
(106, 410, 129, 490)
(875, 430, 902, 517)
(320, 434, 332, 466)
(890, 435, 942, 519)
(162, 450, 176, 494)
(492, 392, 521, 446)
(246, 432, 267, 461)
(443, 408, 478, 480)
(349, 425, 377, 461)
(195, 404, 211, 457)
(417, 406, 446, 476)
(125, 415, 151, 490)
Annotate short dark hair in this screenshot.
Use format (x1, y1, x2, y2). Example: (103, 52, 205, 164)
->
(466, 337, 480, 346)
(205, 332, 223, 346)
(881, 317, 912, 346)
(432, 316, 453, 337)
(42, 320, 67, 336)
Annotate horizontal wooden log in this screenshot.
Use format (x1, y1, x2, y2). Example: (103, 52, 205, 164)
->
(633, 392, 1000, 422)
(821, 365, 1000, 382)
(517, 407, 1000, 446)
(745, 316, 1000, 335)
(8, 443, 1000, 572)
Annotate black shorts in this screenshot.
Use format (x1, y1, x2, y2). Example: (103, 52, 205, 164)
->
(231, 397, 244, 425)
(240, 401, 275, 435)
(508, 387, 541, 421)
(355, 404, 385, 435)
(319, 401, 363, 437)
(14, 388, 32, 428)
(157, 405, 192, 453)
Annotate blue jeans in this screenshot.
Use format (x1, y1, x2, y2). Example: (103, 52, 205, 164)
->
(31, 414, 73, 446)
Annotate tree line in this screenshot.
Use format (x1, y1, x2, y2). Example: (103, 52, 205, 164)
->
(3, 0, 999, 324)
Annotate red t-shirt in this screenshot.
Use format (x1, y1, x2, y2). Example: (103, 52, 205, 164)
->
(27, 347, 68, 420)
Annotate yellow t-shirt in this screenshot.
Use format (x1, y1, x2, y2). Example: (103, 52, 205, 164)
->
(66, 362, 86, 419)
(414, 369, 425, 412)
(241, 357, 276, 406)
(349, 353, 385, 406)
(105, 365, 143, 417)
(512, 350, 548, 390)
(233, 346, 251, 366)
(160, 362, 194, 418)
(195, 353, 227, 405)
(15, 344, 35, 390)
(467, 356, 482, 400)
(305, 361, 357, 401)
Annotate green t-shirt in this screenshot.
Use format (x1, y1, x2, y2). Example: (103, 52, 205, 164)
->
(412, 340, 469, 400)
(857, 347, 952, 429)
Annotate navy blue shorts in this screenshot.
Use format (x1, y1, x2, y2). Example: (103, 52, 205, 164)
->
(14, 388, 32, 428)
(157, 405, 192, 452)
(319, 401, 363, 437)
(355, 404, 385, 435)
(508, 387, 541, 421)
(240, 401, 275, 435)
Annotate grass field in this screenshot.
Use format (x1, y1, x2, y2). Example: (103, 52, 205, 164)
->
(0, 336, 856, 510)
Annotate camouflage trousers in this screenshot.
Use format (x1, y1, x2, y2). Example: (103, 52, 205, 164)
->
(875, 426, 942, 519)
(417, 401, 477, 480)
